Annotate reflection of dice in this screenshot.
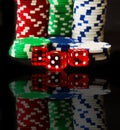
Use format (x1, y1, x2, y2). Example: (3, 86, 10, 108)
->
(31, 46, 48, 66)
(46, 51, 67, 71)
(32, 74, 48, 91)
(68, 48, 88, 67)
(68, 73, 89, 89)
(46, 71, 67, 87)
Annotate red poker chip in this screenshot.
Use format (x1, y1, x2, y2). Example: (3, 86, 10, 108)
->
(16, 98, 49, 129)
(17, 5, 49, 11)
(15, 0, 49, 6)
(16, 31, 48, 38)
(17, 14, 49, 21)
(16, 23, 49, 29)
(15, 0, 49, 39)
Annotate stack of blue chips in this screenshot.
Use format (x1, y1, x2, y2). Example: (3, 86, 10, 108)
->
(71, 0, 107, 42)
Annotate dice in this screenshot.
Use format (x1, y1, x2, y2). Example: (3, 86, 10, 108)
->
(31, 46, 48, 66)
(46, 51, 67, 71)
(68, 73, 89, 89)
(31, 47, 89, 69)
(32, 73, 48, 91)
(46, 71, 67, 88)
(68, 48, 88, 67)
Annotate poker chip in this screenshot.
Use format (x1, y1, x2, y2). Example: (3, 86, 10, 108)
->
(50, 78, 111, 99)
(15, 0, 50, 38)
(48, 0, 73, 36)
(10, 0, 111, 67)
(48, 100, 73, 130)
(48, 36, 111, 62)
(9, 37, 51, 59)
(9, 80, 50, 99)
(9, 70, 111, 100)
(71, 41, 111, 54)
(71, 0, 107, 42)
(72, 95, 108, 130)
(16, 98, 49, 130)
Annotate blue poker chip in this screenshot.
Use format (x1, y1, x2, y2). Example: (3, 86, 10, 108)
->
(49, 87, 73, 99)
(49, 93, 73, 99)
(48, 36, 80, 51)
(51, 47, 69, 52)
(48, 36, 78, 44)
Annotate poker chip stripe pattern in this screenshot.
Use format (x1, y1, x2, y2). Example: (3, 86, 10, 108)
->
(48, 37, 111, 62)
(16, 98, 49, 130)
(72, 0, 108, 42)
(48, 0, 73, 36)
(72, 95, 108, 130)
(15, 0, 50, 38)
(48, 100, 74, 130)
(9, 37, 51, 59)
(9, 80, 50, 99)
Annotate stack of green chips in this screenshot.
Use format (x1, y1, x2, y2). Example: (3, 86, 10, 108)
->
(9, 37, 51, 59)
(48, 0, 73, 36)
(9, 80, 50, 99)
(48, 99, 74, 130)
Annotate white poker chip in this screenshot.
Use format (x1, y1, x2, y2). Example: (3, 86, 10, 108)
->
(80, 41, 111, 53)
(70, 41, 111, 54)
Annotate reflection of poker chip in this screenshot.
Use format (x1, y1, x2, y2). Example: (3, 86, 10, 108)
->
(48, 99, 73, 130)
(9, 37, 51, 59)
(16, 98, 49, 130)
(9, 80, 50, 99)
(72, 95, 108, 130)
(50, 77, 111, 99)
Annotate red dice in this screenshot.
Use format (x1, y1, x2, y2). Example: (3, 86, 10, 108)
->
(68, 48, 88, 67)
(68, 73, 89, 89)
(46, 51, 67, 71)
(31, 46, 48, 66)
(46, 71, 67, 88)
(32, 74, 48, 92)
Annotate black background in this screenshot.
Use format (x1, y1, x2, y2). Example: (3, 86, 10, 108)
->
(0, 1, 120, 130)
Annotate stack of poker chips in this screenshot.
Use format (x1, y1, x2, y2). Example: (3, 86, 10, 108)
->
(72, 0, 107, 42)
(9, 37, 51, 59)
(16, 98, 49, 130)
(48, 36, 111, 62)
(72, 95, 108, 130)
(48, 36, 79, 52)
(9, 80, 50, 99)
(15, 0, 50, 38)
(48, 100, 74, 130)
(48, 0, 73, 36)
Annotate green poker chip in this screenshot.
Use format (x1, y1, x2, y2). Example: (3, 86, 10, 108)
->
(48, 0, 73, 4)
(48, 100, 73, 130)
(48, 0, 73, 36)
(9, 37, 51, 59)
(9, 80, 50, 99)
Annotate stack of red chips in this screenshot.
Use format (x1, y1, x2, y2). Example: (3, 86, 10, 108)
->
(16, 98, 49, 130)
(15, 0, 50, 38)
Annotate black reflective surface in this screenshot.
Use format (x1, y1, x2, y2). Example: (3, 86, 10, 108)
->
(0, 62, 120, 130)
(0, 0, 120, 129)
